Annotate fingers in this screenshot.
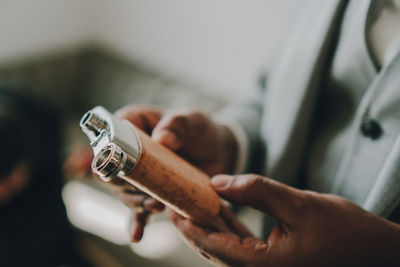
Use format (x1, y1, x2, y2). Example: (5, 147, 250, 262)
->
(151, 110, 209, 151)
(115, 105, 162, 135)
(168, 209, 210, 240)
(169, 209, 269, 266)
(115, 106, 211, 153)
(129, 210, 151, 242)
(211, 174, 305, 226)
(219, 204, 254, 238)
(115, 189, 164, 243)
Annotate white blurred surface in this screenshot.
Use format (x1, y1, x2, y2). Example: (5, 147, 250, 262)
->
(0, 0, 291, 97)
(62, 181, 183, 259)
(0, 0, 95, 62)
(62, 181, 131, 245)
(93, 0, 291, 97)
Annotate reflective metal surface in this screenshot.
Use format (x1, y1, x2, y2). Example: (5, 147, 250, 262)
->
(80, 106, 141, 181)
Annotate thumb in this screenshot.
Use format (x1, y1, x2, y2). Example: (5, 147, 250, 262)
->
(151, 127, 181, 151)
(115, 105, 162, 134)
(151, 110, 198, 151)
(211, 174, 305, 225)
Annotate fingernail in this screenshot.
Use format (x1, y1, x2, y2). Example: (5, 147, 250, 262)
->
(211, 175, 232, 189)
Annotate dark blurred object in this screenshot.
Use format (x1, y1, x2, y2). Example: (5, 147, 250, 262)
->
(0, 85, 89, 266)
(0, 47, 225, 116)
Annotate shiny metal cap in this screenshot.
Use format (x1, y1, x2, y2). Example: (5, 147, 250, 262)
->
(80, 106, 141, 181)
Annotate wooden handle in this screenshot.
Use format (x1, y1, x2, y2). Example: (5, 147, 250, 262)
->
(121, 128, 221, 226)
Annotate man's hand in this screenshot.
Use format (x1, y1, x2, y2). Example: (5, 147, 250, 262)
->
(112, 105, 238, 242)
(170, 174, 400, 267)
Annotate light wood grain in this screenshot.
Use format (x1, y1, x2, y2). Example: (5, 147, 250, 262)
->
(121, 128, 221, 226)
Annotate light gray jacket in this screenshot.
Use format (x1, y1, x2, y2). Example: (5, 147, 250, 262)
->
(225, 0, 400, 219)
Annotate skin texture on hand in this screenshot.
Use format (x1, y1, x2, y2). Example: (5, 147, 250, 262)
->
(111, 105, 238, 242)
(170, 174, 400, 267)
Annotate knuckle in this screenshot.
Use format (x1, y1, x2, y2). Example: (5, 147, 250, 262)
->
(239, 174, 265, 197)
(245, 174, 265, 189)
(290, 190, 315, 214)
(324, 193, 355, 210)
(169, 109, 206, 123)
(187, 110, 207, 121)
(167, 113, 189, 129)
(328, 193, 350, 203)
(166, 110, 208, 138)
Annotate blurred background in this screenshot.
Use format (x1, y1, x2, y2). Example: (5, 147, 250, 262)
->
(0, 0, 291, 266)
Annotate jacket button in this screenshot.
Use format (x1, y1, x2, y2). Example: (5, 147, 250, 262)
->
(360, 117, 383, 140)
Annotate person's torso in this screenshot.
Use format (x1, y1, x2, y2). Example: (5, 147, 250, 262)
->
(260, 0, 400, 216)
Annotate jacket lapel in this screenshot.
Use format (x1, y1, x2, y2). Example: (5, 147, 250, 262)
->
(365, 52, 400, 216)
(365, 133, 400, 217)
(334, 51, 400, 216)
(262, 0, 347, 185)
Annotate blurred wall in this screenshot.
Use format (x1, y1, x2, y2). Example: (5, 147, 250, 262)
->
(0, 0, 96, 62)
(0, 0, 291, 96)
(93, 0, 291, 97)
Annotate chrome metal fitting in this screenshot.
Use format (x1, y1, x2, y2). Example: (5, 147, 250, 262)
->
(80, 106, 141, 181)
